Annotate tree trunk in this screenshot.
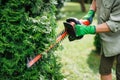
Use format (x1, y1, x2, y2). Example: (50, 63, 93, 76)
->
(79, 0, 86, 12)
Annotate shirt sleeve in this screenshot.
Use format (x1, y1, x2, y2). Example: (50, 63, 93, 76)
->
(106, 1, 120, 32)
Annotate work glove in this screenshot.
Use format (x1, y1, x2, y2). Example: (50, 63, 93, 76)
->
(64, 23, 96, 41)
(64, 17, 83, 41)
(75, 24, 96, 37)
(82, 10, 95, 24)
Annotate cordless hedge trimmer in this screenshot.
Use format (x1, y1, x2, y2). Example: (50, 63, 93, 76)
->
(27, 19, 90, 68)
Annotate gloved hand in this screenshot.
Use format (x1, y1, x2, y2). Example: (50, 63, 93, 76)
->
(64, 23, 96, 41)
(64, 17, 83, 41)
(75, 24, 96, 37)
(82, 10, 95, 24)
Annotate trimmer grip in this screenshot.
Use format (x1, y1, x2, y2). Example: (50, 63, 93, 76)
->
(63, 22, 83, 41)
(63, 22, 76, 37)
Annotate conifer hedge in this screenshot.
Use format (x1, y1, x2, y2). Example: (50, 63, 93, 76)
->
(94, 34, 101, 54)
(0, 0, 64, 79)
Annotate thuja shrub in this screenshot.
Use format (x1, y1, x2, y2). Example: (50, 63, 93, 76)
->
(0, 0, 64, 80)
(94, 34, 101, 54)
(55, 0, 65, 19)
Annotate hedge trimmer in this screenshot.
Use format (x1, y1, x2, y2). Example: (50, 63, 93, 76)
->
(27, 19, 90, 68)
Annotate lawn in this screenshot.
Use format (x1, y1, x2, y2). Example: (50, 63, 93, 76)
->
(56, 2, 116, 80)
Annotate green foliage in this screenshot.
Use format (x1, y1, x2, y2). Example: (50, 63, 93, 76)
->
(56, 0, 64, 9)
(0, 0, 63, 79)
(93, 34, 101, 54)
(55, 0, 65, 19)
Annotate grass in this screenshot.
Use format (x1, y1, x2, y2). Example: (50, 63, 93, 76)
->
(56, 2, 116, 80)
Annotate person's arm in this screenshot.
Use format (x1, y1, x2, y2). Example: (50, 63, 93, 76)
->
(90, 0, 96, 12)
(68, 23, 111, 37)
(70, 21, 111, 33)
(96, 23, 111, 33)
(82, 0, 96, 24)
(88, 0, 111, 33)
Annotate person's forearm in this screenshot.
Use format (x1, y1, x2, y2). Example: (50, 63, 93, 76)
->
(90, 0, 96, 12)
(96, 23, 111, 33)
(90, 0, 111, 33)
